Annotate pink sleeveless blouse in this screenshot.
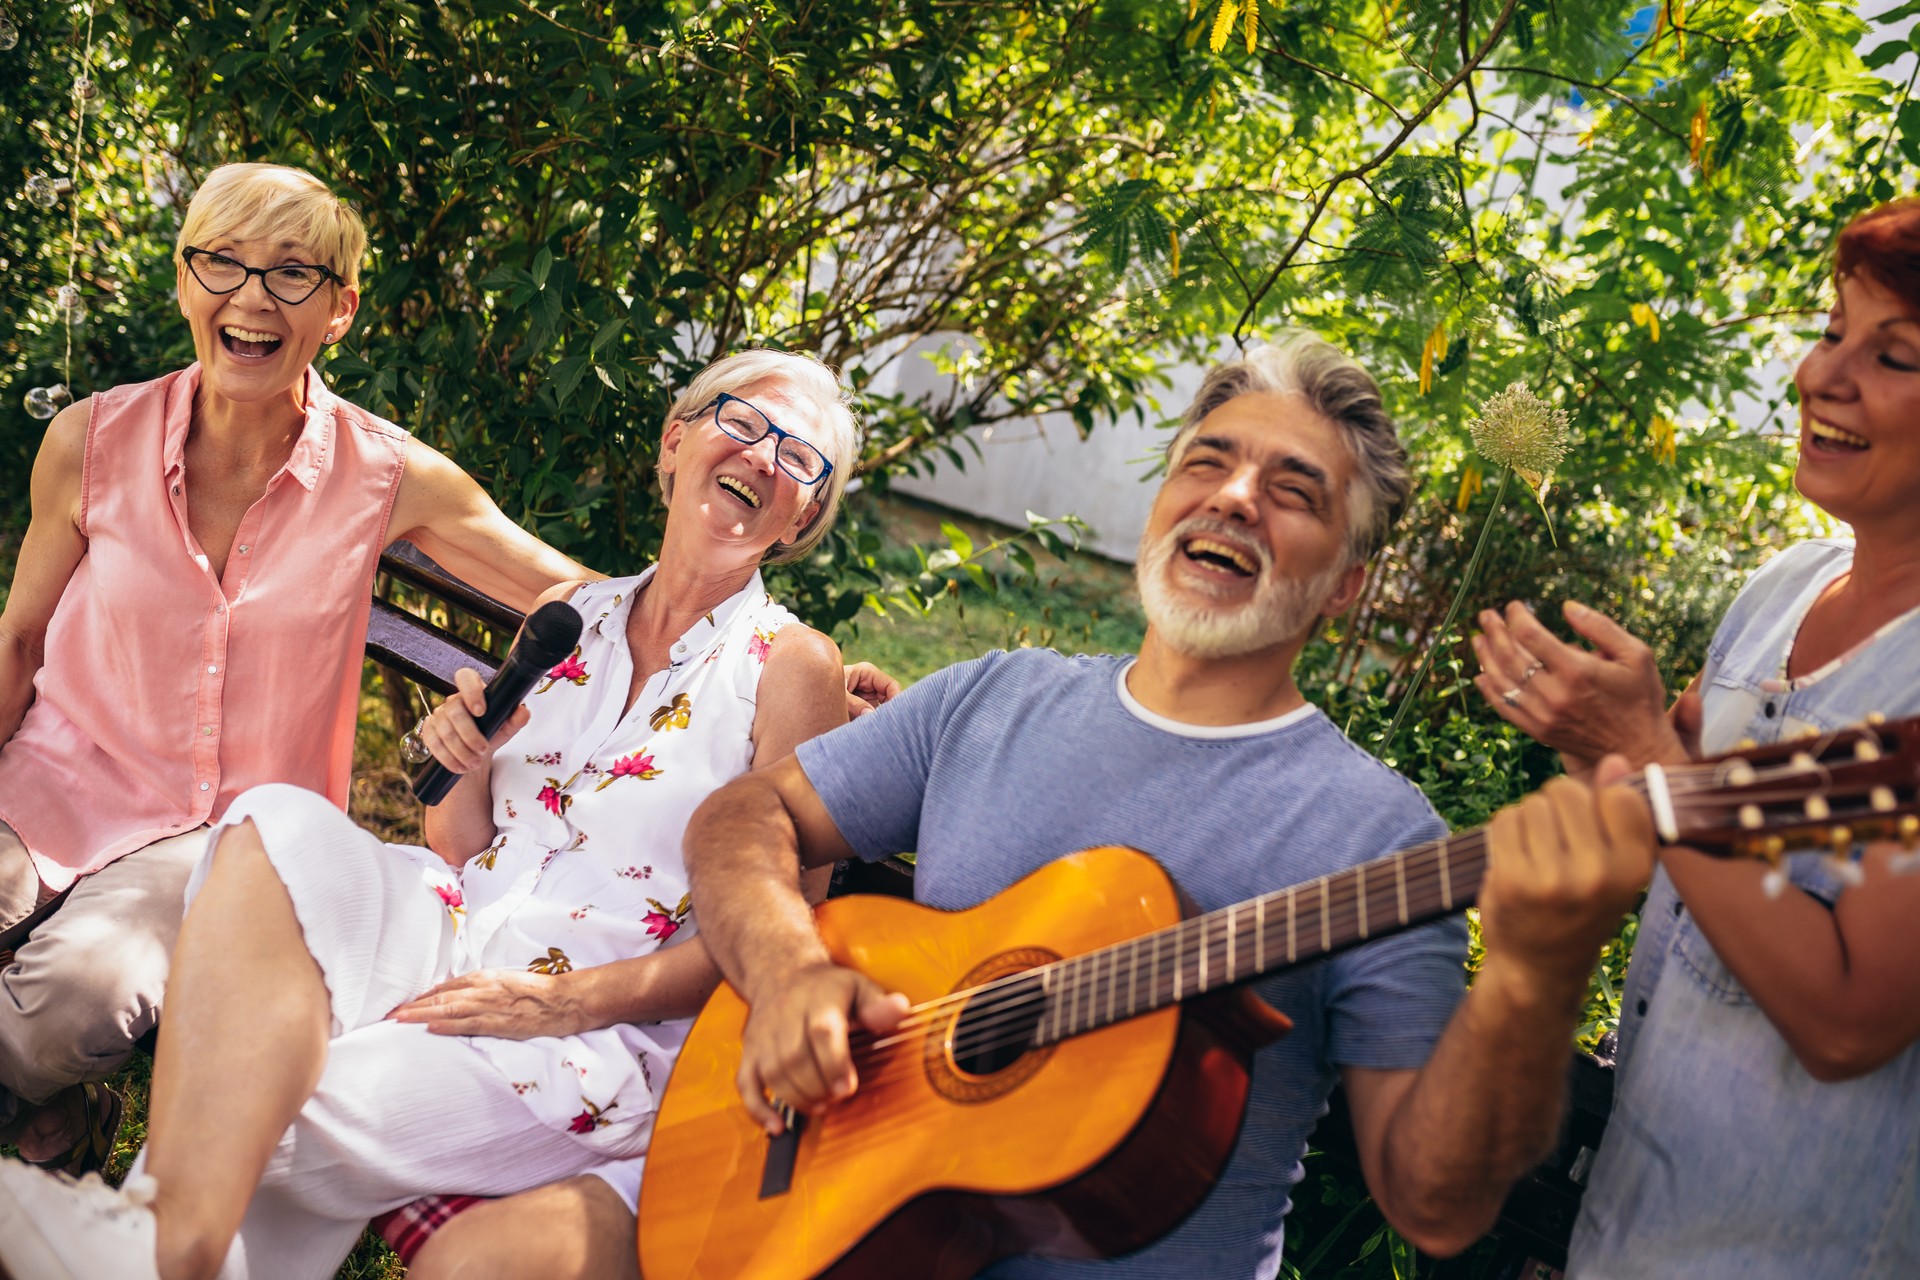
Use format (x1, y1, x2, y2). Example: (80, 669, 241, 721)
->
(0, 364, 407, 889)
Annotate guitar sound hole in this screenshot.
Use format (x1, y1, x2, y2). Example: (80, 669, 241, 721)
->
(951, 975, 1046, 1077)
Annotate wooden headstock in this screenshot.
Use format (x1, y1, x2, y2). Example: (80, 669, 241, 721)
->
(1643, 715, 1920, 885)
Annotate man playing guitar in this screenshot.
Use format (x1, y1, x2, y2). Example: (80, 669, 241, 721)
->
(682, 333, 1656, 1276)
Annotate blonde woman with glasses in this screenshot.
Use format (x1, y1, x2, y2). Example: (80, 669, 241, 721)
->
(0, 162, 586, 1178)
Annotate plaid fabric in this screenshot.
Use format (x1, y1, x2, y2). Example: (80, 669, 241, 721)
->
(372, 1194, 488, 1264)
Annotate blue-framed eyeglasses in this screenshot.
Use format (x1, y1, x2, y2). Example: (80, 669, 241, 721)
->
(703, 393, 834, 487)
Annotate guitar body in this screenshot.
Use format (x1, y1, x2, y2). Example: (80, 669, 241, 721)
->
(638, 847, 1293, 1280)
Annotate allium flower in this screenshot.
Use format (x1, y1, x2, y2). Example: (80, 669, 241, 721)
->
(1468, 382, 1571, 492)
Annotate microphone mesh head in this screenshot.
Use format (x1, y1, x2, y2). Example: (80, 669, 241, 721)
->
(520, 600, 585, 666)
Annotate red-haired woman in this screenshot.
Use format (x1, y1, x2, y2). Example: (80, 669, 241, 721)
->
(1471, 199, 1920, 1276)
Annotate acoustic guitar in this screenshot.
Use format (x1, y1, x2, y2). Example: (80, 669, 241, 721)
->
(638, 717, 1920, 1280)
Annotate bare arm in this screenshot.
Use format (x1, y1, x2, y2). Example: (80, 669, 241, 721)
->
(1478, 601, 1918, 1077)
(685, 754, 912, 1131)
(1659, 842, 1920, 1081)
(1344, 767, 1655, 1255)
(0, 401, 89, 744)
(386, 437, 598, 611)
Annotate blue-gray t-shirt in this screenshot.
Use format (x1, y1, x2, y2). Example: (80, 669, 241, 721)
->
(795, 649, 1468, 1279)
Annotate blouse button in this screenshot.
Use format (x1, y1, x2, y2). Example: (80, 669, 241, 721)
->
(215, 604, 226, 614)
(206, 664, 218, 674)
(237, 544, 250, 555)
(673, 643, 687, 655)
(199, 782, 211, 792)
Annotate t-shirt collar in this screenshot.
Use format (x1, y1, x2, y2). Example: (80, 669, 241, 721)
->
(1113, 657, 1321, 739)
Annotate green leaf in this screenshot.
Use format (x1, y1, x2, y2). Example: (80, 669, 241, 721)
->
(940, 520, 975, 561)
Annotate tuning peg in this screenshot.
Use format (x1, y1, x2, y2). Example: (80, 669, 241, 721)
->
(1804, 796, 1831, 822)
(1725, 762, 1758, 787)
(1871, 787, 1897, 813)
(1738, 804, 1765, 830)
(1891, 816, 1920, 876)
(1826, 854, 1866, 888)
(1854, 740, 1883, 763)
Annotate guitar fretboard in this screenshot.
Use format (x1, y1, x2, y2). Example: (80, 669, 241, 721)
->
(1028, 830, 1492, 1046)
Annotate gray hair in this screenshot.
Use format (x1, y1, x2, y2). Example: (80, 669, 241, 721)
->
(659, 349, 861, 564)
(1166, 332, 1413, 564)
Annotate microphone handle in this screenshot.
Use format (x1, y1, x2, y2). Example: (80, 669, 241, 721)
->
(410, 645, 555, 807)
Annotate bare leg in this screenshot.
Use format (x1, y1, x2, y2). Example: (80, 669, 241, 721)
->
(143, 821, 330, 1280)
(407, 1177, 640, 1280)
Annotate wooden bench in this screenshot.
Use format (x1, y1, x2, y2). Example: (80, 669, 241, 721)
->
(367, 548, 1613, 1274)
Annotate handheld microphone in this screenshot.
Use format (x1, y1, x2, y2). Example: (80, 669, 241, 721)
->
(410, 600, 585, 806)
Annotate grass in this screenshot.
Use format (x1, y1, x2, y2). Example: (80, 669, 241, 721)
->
(833, 490, 1147, 683)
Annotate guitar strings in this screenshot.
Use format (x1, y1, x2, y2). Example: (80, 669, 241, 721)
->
(838, 845, 1494, 1093)
(773, 753, 1886, 1135)
(825, 755, 1855, 1090)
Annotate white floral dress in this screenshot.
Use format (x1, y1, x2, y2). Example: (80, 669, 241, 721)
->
(449, 569, 795, 1153)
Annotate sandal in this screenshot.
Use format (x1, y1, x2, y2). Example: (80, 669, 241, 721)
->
(21, 1082, 124, 1178)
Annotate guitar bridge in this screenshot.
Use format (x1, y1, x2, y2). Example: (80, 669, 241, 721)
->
(759, 1105, 806, 1199)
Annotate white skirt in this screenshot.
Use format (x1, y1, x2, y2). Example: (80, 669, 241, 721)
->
(162, 784, 645, 1280)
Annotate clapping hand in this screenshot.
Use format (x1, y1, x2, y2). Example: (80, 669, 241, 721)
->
(1472, 600, 1690, 779)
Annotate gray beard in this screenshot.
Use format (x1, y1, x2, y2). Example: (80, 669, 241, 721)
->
(1134, 519, 1345, 660)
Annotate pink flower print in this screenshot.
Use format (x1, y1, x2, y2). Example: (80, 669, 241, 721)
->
(569, 905, 594, 920)
(433, 882, 465, 912)
(512, 1081, 538, 1095)
(747, 629, 776, 663)
(643, 893, 692, 943)
(594, 750, 662, 791)
(538, 776, 576, 816)
(616, 865, 653, 881)
(535, 647, 590, 694)
(567, 1096, 616, 1133)
(504, 798, 517, 819)
(523, 750, 563, 767)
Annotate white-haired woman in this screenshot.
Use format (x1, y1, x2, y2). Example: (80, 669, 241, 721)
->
(0, 350, 862, 1280)
(0, 162, 585, 1179)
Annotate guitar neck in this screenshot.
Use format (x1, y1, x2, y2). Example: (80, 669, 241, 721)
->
(1028, 827, 1493, 1046)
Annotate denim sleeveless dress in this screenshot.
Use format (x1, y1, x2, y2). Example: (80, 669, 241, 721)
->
(1569, 540, 1920, 1277)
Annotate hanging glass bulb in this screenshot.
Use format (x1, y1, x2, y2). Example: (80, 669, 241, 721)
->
(71, 75, 100, 114)
(24, 172, 59, 208)
(0, 17, 19, 52)
(24, 385, 73, 420)
(54, 283, 86, 323)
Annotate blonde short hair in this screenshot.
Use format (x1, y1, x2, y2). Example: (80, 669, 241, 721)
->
(659, 350, 861, 565)
(174, 163, 368, 290)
